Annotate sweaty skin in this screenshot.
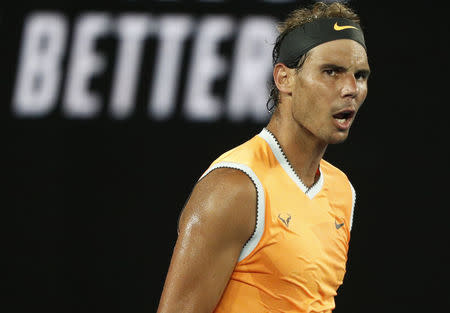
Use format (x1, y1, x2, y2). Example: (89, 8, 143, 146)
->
(157, 168, 256, 313)
(269, 39, 369, 186)
(157, 39, 369, 313)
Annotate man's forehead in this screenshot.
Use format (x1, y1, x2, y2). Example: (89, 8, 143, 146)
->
(308, 39, 369, 67)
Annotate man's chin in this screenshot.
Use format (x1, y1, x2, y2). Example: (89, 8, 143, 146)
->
(328, 132, 350, 144)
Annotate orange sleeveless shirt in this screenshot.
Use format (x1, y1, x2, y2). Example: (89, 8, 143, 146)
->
(200, 129, 356, 313)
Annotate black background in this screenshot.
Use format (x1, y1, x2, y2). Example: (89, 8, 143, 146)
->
(2, 0, 449, 312)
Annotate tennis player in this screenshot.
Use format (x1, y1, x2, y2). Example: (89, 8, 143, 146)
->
(157, 2, 370, 312)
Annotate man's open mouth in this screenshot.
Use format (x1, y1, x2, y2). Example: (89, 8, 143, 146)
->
(333, 109, 355, 123)
(332, 109, 355, 130)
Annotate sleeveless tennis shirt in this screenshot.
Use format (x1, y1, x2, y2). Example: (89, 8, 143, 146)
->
(200, 128, 356, 313)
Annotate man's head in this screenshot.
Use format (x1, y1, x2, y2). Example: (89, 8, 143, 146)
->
(269, 2, 370, 144)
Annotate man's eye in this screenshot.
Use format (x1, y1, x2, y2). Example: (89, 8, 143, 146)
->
(324, 69, 336, 76)
(355, 71, 369, 80)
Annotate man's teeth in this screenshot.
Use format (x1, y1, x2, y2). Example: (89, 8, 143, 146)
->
(336, 118, 346, 123)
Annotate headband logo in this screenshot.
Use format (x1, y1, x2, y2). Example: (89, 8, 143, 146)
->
(333, 22, 358, 31)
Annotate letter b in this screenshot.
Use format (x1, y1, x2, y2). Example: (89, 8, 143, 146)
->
(13, 12, 67, 117)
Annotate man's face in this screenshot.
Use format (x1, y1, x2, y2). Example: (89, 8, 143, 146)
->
(291, 39, 370, 144)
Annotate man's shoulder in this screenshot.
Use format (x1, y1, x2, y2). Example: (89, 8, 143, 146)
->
(181, 166, 257, 243)
(211, 132, 267, 167)
(320, 159, 354, 216)
(320, 158, 350, 182)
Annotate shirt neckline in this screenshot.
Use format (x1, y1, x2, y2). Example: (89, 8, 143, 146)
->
(258, 128, 324, 200)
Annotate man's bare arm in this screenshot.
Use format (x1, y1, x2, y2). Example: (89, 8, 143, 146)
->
(157, 168, 257, 313)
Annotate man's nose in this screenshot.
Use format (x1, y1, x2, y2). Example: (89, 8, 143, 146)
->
(340, 73, 358, 99)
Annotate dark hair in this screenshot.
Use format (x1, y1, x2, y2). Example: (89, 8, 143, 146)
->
(266, 1, 361, 112)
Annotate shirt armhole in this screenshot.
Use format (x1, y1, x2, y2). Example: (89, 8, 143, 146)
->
(200, 161, 265, 262)
(349, 181, 356, 231)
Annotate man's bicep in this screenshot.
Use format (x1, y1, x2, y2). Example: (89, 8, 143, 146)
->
(157, 168, 257, 313)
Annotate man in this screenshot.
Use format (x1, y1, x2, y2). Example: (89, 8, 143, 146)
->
(157, 2, 370, 312)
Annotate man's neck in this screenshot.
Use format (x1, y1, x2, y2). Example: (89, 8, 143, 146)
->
(266, 113, 327, 188)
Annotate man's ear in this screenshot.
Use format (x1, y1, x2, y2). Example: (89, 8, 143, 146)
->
(273, 63, 293, 95)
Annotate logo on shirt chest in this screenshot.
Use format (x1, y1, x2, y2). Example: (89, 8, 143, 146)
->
(335, 220, 345, 229)
(278, 213, 291, 227)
